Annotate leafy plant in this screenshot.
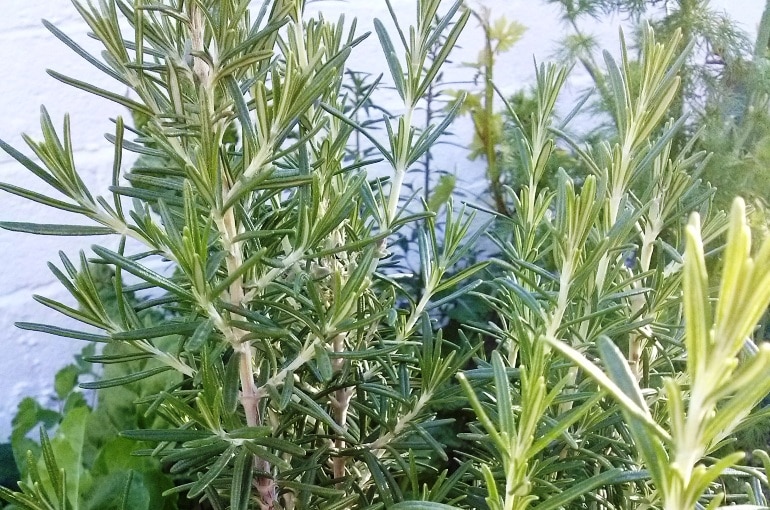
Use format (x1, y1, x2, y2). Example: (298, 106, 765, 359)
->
(0, 0, 480, 507)
(548, 0, 770, 218)
(449, 6, 527, 215)
(548, 197, 770, 510)
(452, 22, 770, 510)
(3, 0, 770, 508)
(2, 264, 184, 510)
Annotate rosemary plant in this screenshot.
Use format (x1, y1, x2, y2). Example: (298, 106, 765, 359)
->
(0, 0, 481, 508)
(3, 0, 770, 509)
(455, 24, 770, 510)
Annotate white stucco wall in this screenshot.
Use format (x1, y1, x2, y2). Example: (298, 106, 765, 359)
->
(0, 0, 763, 441)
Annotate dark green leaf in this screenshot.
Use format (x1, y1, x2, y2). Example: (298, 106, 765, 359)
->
(111, 320, 203, 341)
(373, 19, 406, 101)
(0, 183, 89, 214)
(185, 319, 213, 352)
(314, 343, 333, 382)
(391, 503, 459, 510)
(121, 428, 213, 443)
(0, 221, 113, 236)
(92, 245, 193, 300)
(188, 445, 238, 498)
(226, 427, 272, 440)
(48, 70, 153, 115)
(223, 351, 241, 414)
(596, 336, 647, 411)
(230, 449, 253, 510)
(80, 366, 173, 389)
(536, 468, 625, 510)
(43, 19, 126, 84)
(15, 322, 110, 343)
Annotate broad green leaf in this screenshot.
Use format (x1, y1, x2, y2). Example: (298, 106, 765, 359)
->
(84, 470, 153, 510)
(54, 365, 80, 400)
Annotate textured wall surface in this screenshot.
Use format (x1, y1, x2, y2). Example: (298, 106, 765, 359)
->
(0, 0, 762, 440)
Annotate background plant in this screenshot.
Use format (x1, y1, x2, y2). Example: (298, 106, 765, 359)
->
(0, 264, 199, 510)
(548, 0, 770, 218)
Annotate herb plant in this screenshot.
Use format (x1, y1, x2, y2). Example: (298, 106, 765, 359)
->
(455, 22, 770, 510)
(0, 0, 479, 507)
(548, 0, 770, 215)
(2, 0, 770, 509)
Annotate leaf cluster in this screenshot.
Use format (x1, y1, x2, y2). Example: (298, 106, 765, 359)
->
(0, 0, 485, 508)
(2, 0, 770, 509)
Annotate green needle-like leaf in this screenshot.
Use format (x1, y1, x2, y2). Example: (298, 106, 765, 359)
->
(0, 222, 114, 236)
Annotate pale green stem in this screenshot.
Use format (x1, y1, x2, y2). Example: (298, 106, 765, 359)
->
(254, 338, 321, 399)
(219, 174, 278, 510)
(558, 304, 592, 416)
(385, 105, 415, 224)
(365, 392, 433, 450)
(247, 250, 304, 294)
(191, 2, 274, 493)
(398, 285, 435, 342)
(546, 261, 573, 341)
(628, 217, 661, 380)
(331, 333, 352, 479)
(355, 391, 435, 489)
(609, 136, 635, 226)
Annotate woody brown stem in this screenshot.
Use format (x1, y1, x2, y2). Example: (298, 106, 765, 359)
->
(217, 202, 276, 508)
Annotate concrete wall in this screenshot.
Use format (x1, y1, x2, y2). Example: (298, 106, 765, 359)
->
(0, 0, 763, 440)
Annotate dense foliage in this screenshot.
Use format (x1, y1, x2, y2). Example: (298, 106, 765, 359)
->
(1, 1, 770, 509)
